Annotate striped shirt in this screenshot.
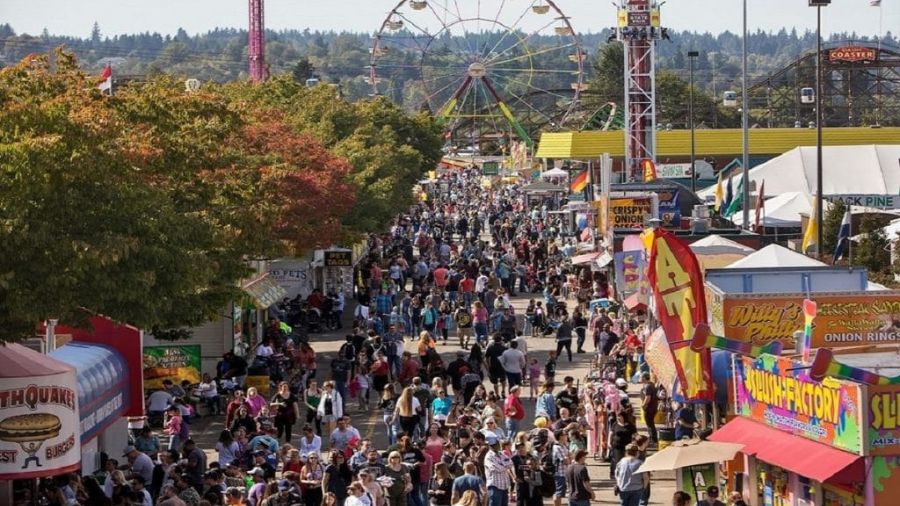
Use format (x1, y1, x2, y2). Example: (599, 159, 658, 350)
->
(484, 449, 513, 490)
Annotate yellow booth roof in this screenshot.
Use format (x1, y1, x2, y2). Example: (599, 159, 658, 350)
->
(535, 127, 900, 158)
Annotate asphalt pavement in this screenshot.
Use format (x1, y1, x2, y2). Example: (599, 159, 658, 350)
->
(183, 290, 677, 505)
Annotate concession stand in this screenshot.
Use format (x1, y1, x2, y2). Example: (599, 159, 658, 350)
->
(709, 353, 900, 506)
(0, 344, 81, 503)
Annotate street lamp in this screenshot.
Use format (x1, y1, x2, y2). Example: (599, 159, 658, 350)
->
(740, 0, 750, 229)
(688, 50, 699, 193)
(810, 0, 830, 253)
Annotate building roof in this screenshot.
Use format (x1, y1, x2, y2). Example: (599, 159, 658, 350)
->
(535, 128, 900, 159)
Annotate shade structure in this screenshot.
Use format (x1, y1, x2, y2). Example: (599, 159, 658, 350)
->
(730, 191, 813, 228)
(723, 243, 825, 269)
(708, 417, 863, 484)
(688, 235, 755, 270)
(541, 167, 569, 178)
(571, 252, 600, 265)
(636, 438, 744, 473)
(698, 144, 900, 200)
(624, 292, 647, 312)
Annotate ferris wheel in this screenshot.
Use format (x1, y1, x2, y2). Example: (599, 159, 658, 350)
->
(368, 0, 585, 153)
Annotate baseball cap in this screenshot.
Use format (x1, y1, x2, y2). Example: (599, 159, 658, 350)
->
(486, 435, 499, 446)
(707, 486, 719, 497)
(123, 445, 137, 456)
(277, 479, 291, 491)
(615, 378, 628, 388)
(249, 467, 266, 477)
(457, 350, 466, 357)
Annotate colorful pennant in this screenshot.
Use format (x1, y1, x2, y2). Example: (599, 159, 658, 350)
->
(690, 323, 784, 357)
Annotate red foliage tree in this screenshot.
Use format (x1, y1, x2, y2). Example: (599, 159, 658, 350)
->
(236, 116, 357, 253)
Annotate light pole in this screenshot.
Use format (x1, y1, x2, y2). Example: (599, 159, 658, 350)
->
(810, 0, 830, 253)
(688, 50, 699, 193)
(740, 0, 750, 229)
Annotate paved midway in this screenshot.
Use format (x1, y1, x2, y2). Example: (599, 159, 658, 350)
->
(186, 292, 677, 505)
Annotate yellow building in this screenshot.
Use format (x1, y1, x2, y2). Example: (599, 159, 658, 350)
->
(535, 127, 900, 159)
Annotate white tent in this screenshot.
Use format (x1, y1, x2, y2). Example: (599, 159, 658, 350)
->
(699, 145, 900, 200)
(730, 192, 812, 228)
(541, 168, 569, 179)
(724, 244, 826, 269)
(689, 235, 755, 253)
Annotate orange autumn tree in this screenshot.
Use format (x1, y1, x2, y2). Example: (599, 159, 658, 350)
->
(224, 115, 357, 254)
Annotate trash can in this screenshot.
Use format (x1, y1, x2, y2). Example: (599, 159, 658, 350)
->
(657, 427, 675, 450)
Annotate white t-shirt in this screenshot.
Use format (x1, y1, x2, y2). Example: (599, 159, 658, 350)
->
(500, 349, 526, 374)
(257, 344, 274, 357)
(147, 391, 173, 412)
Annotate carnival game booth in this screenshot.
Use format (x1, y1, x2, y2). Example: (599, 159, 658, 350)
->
(708, 352, 900, 506)
(0, 344, 82, 504)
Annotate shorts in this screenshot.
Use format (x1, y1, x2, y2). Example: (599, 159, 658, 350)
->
(489, 369, 505, 384)
(458, 327, 473, 337)
(553, 475, 567, 498)
(321, 414, 337, 423)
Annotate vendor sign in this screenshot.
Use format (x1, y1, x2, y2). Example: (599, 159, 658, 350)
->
(143, 345, 202, 390)
(867, 384, 900, 455)
(719, 292, 900, 348)
(614, 249, 645, 296)
(609, 197, 654, 230)
(644, 227, 714, 401)
(734, 354, 863, 454)
(0, 346, 81, 480)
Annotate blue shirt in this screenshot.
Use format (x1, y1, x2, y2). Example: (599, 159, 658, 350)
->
(535, 393, 557, 420)
(432, 396, 454, 417)
(376, 294, 393, 316)
(615, 456, 645, 492)
(452, 474, 484, 498)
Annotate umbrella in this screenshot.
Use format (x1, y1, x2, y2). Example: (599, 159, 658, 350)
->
(637, 438, 744, 504)
(637, 438, 744, 473)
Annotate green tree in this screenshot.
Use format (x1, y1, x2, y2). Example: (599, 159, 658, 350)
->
(855, 215, 891, 273)
(822, 199, 846, 256)
(292, 56, 315, 83)
(589, 43, 624, 105)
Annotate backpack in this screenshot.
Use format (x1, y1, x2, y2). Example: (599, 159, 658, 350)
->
(339, 342, 356, 362)
(178, 418, 190, 440)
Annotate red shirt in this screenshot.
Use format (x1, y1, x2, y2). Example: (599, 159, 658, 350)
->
(433, 267, 449, 287)
(504, 394, 525, 421)
(460, 278, 475, 293)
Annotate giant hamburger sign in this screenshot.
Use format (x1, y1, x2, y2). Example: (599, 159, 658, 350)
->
(0, 345, 81, 480)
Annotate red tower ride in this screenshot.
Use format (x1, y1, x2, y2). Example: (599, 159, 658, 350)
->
(248, 0, 266, 81)
(614, 0, 665, 181)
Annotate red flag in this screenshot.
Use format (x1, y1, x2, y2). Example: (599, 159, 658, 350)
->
(644, 227, 714, 401)
(98, 65, 112, 94)
(753, 180, 765, 232)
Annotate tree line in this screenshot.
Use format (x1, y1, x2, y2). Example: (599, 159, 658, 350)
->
(0, 49, 442, 342)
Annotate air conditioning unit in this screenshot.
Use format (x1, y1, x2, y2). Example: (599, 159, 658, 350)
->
(22, 337, 47, 354)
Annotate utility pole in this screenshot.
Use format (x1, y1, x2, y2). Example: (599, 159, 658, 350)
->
(249, 0, 266, 81)
(688, 50, 699, 193)
(810, 0, 830, 252)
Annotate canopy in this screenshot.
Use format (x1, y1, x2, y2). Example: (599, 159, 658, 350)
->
(50, 343, 129, 443)
(689, 235, 755, 270)
(242, 273, 289, 309)
(730, 191, 812, 228)
(709, 417, 863, 484)
(541, 168, 569, 178)
(724, 244, 825, 269)
(699, 145, 900, 200)
(521, 181, 567, 193)
(636, 438, 744, 473)
(0, 342, 73, 378)
(571, 252, 600, 265)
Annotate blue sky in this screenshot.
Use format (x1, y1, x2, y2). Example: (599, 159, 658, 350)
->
(2, 0, 896, 37)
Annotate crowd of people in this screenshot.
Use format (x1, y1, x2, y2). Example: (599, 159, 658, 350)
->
(25, 168, 747, 506)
